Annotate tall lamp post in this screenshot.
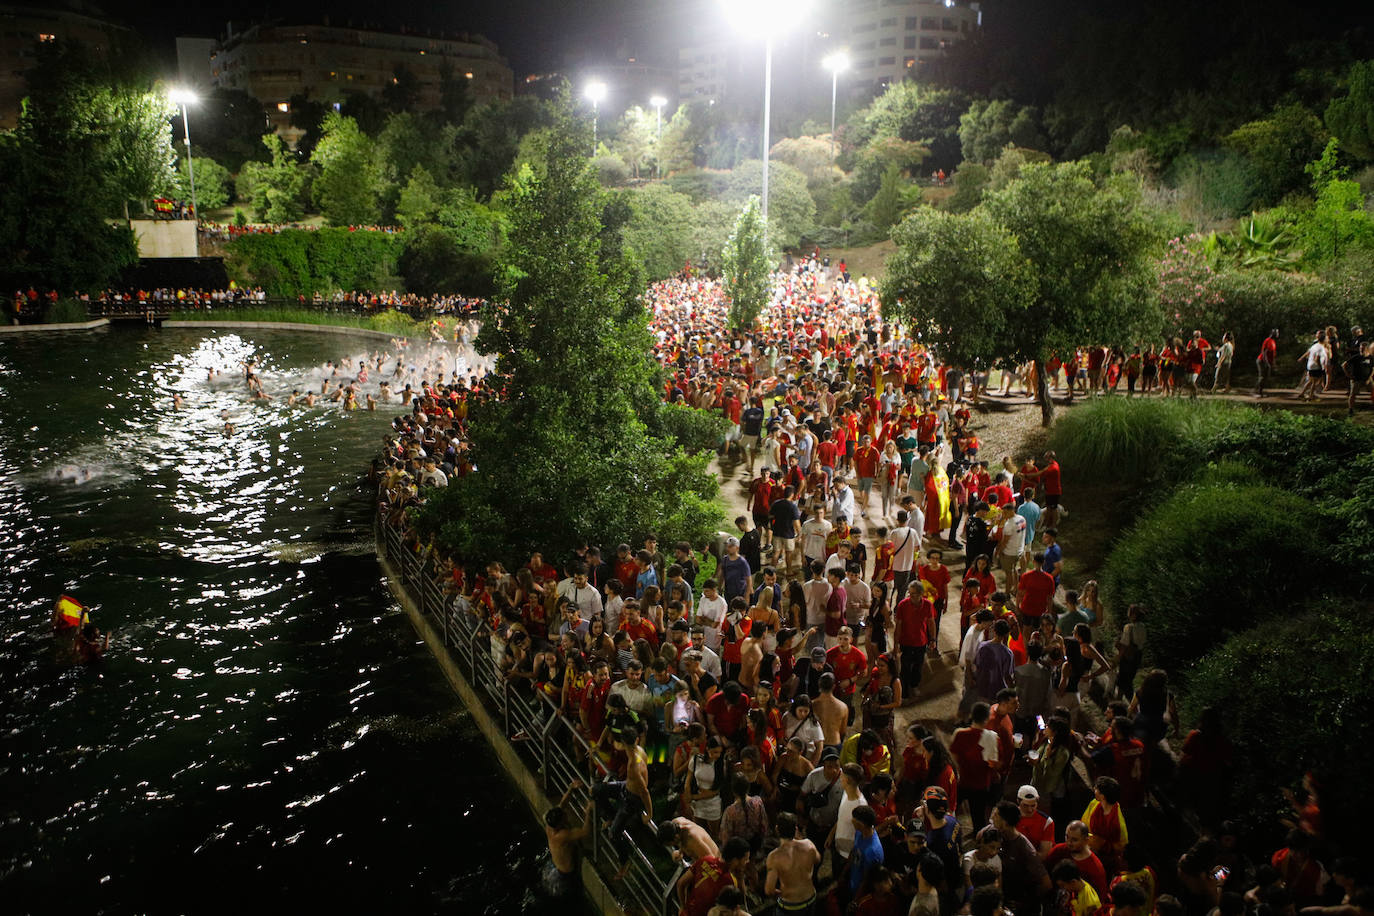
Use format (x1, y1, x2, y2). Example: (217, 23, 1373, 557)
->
(650, 94, 666, 177)
(725, 0, 811, 236)
(822, 51, 849, 162)
(168, 88, 199, 255)
(585, 81, 607, 156)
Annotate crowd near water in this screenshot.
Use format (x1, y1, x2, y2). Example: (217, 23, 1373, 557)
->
(374, 253, 1367, 916)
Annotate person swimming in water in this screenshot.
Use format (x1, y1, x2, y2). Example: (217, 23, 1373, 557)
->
(172, 392, 184, 409)
(74, 621, 109, 664)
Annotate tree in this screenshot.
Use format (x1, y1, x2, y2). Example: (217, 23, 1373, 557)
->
(721, 196, 776, 329)
(1224, 103, 1328, 206)
(1325, 60, 1374, 162)
(770, 135, 841, 184)
(612, 106, 655, 178)
(192, 88, 271, 172)
(622, 184, 697, 280)
(398, 225, 497, 297)
(99, 88, 179, 219)
(657, 104, 702, 173)
(0, 39, 143, 291)
(310, 112, 380, 226)
(864, 164, 912, 231)
(381, 65, 420, 114)
(395, 165, 443, 228)
(239, 134, 309, 223)
(437, 62, 473, 124)
(980, 161, 1163, 424)
(176, 156, 233, 210)
(881, 207, 1035, 369)
(419, 113, 721, 565)
(723, 159, 816, 250)
(959, 100, 1046, 164)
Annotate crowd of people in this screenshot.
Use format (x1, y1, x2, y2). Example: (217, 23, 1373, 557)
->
(80, 286, 486, 319)
(370, 250, 1364, 916)
(197, 222, 404, 243)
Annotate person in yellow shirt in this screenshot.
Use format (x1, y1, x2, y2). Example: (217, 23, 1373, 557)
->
(1053, 860, 1102, 916)
(838, 729, 891, 780)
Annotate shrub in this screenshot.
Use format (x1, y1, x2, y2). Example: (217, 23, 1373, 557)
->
(653, 402, 731, 455)
(225, 228, 404, 298)
(1101, 480, 1327, 666)
(1047, 397, 1245, 484)
(1183, 604, 1374, 850)
(44, 298, 89, 323)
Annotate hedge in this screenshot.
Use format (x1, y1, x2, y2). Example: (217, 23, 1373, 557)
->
(1101, 480, 1328, 666)
(225, 228, 404, 298)
(1182, 604, 1374, 850)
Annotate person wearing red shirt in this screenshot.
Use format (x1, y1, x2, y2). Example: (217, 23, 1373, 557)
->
(1016, 561, 1056, 626)
(1047, 821, 1109, 900)
(1027, 450, 1063, 525)
(917, 549, 951, 622)
(988, 689, 1019, 793)
(854, 436, 881, 516)
(949, 703, 999, 828)
(1255, 328, 1279, 397)
(817, 434, 838, 479)
(613, 544, 640, 597)
(579, 660, 613, 740)
(892, 581, 934, 693)
(705, 680, 752, 748)
(676, 840, 748, 916)
(1091, 718, 1148, 809)
(1015, 785, 1055, 859)
(871, 530, 896, 585)
(826, 627, 868, 703)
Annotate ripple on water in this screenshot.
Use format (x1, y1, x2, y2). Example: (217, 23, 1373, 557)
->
(0, 329, 570, 914)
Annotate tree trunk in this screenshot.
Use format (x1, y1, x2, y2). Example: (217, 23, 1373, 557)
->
(1035, 358, 1055, 427)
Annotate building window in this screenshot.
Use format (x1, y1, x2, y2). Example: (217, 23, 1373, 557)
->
(905, 17, 918, 29)
(904, 35, 916, 49)
(465, 71, 473, 79)
(919, 36, 939, 49)
(38, 32, 56, 42)
(904, 57, 916, 68)
(880, 37, 896, 46)
(921, 17, 938, 29)
(855, 40, 875, 50)
(880, 17, 896, 26)
(878, 56, 896, 65)
(276, 102, 289, 113)
(857, 58, 874, 69)
(942, 18, 957, 30)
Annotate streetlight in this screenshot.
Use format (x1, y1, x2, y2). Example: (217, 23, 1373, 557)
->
(650, 95, 666, 177)
(822, 51, 849, 162)
(723, 0, 812, 233)
(168, 87, 199, 254)
(585, 81, 606, 155)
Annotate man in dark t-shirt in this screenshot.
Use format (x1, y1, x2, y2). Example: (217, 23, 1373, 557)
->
(769, 486, 803, 577)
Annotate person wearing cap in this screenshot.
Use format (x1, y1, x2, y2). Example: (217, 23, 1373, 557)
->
(913, 785, 963, 883)
(992, 798, 1053, 914)
(719, 537, 752, 604)
(793, 645, 833, 703)
(1014, 784, 1055, 859)
(799, 749, 845, 849)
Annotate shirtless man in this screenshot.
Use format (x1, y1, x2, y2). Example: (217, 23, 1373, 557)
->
(543, 779, 594, 897)
(739, 627, 764, 690)
(656, 816, 721, 865)
(812, 672, 850, 754)
(766, 811, 822, 914)
(172, 392, 184, 409)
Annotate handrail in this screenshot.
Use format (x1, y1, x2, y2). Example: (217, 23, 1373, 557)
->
(375, 490, 679, 916)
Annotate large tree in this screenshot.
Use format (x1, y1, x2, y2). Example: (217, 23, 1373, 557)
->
(420, 112, 721, 565)
(310, 112, 381, 226)
(980, 161, 1162, 424)
(881, 207, 1035, 368)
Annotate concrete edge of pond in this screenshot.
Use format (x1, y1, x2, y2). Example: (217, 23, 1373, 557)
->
(161, 320, 410, 342)
(0, 319, 111, 333)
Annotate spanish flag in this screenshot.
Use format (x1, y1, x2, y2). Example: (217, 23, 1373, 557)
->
(55, 595, 88, 631)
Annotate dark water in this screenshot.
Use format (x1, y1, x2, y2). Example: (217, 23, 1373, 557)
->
(0, 328, 562, 914)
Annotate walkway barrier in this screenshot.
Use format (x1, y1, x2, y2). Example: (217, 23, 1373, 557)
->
(87, 298, 478, 321)
(376, 504, 683, 916)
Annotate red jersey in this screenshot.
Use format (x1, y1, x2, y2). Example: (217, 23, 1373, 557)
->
(854, 445, 880, 479)
(827, 645, 868, 695)
(1017, 569, 1056, 618)
(681, 856, 736, 916)
(949, 726, 995, 791)
(1040, 461, 1062, 496)
(817, 440, 838, 468)
(705, 691, 750, 737)
(872, 541, 896, 583)
(1019, 809, 1055, 851)
(894, 596, 934, 648)
(918, 563, 951, 603)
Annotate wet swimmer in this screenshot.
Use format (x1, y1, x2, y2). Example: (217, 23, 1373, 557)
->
(542, 779, 594, 898)
(75, 621, 110, 664)
(53, 596, 108, 664)
(288, 389, 300, 406)
(172, 392, 185, 409)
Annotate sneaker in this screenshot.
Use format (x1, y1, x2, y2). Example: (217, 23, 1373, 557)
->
(510, 730, 532, 742)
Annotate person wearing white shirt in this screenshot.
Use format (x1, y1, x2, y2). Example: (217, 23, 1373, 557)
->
(800, 505, 832, 567)
(1298, 333, 1330, 401)
(830, 477, 856, 525)
(992, 504, 1028, 593)
(695, 584, 729, 653)
(957, 609, 996, 719)
(888, 509, 921, 598)
(803, 566, 832, 650)
(556, 570, 605, 622)
(841, 567, 872, 629)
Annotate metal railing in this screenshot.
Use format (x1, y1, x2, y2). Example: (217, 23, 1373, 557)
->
(375, 502, 682, 916)
(87, 298, 479, 321)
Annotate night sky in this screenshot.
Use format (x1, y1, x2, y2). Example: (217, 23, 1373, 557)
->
(96, 0, 703, 75)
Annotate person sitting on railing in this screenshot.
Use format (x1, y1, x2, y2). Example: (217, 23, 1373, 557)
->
(592, 721, 655, 874)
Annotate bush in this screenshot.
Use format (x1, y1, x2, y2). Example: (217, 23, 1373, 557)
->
(44, 298, 89, 323)
(652, 401, 732, 455)
(1047, 397, 1245, 484)
(398, 226, 497, 297)
(225, 228, 404, 298)
(1101, 480, 1327, 666)
(1183, 604, 1374, 849)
